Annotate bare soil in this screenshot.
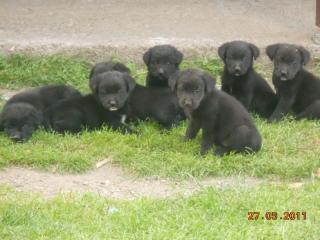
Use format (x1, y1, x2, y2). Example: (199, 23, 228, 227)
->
(0, 0, 318, 61)
(0, 164, 273, 199)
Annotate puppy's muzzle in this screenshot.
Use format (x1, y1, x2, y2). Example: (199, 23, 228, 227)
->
(182, 99, 193, 108)
(109, 100, 118, 111)
(234, 66, 241, 76)
(280, 71, 288, 81)
(158, 68, 166, 78)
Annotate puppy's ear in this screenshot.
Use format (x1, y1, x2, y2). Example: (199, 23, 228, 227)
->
(218, 42, 230, 61)
(266, 44, 280, 61)
(173, 49, 183, 65)
(123, 74, 136, 93)
(114, 62, 131, 74)
(89, 63, 98, 79)
(168, 71, 180, 92)
(90, 75, 101, 94)
(202, 71, 216, 94)
(35, 111, 44, 126)
(143, 49, 151, 65)
(298, 46, 310, 65)
(249, 43, 260, 60)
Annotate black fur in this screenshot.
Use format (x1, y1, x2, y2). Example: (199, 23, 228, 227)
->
(89, 68, 185, 128)
(44, 71, 134, 134)
(218, 41, 277, 118)
(127, 86, 185, 128)
(89, 61, 130, 93)
(0, 84, 81, 142)
(143, 45, 183, 88)
(169, 69, 262, 156)
(266, 43, 320, 121)
(44, 94, 131, 133)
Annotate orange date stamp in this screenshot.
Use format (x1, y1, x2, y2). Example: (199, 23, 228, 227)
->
(247, 211, 307, 221)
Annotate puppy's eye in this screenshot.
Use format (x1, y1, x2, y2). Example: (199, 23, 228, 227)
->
(193, 89, 200, 94)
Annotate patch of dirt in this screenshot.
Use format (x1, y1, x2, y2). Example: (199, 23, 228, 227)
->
(0, 89, 21, 101)
(0, 0, 318, 62)
(0, 164, 269, 199)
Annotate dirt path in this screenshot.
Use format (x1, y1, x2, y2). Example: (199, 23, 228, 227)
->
(0, 163, 309, 199)
(0, 0, 317, 61)
(0, 164, 265, 200)
(0, 89, 23, 101)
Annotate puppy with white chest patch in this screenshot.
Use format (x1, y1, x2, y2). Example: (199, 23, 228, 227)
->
(44, 65, 134, 134)
(90, 62, 185, 128)
(169, 69, 262, 156)
(266, 43, 320, 121)
(143, 45, 183, 88)
(218, 41, 277, 118)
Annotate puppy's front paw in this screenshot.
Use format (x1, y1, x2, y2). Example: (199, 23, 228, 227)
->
(183, 135, 192, 141)
(121, 126, 140, 135)
(294, 115, 303, 121)
(200, 148, 209, 156)
(267, 116, 280, 123)
(214, 147, 227, 157)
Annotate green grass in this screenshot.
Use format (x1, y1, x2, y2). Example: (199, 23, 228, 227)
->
(0, 54, 91, 91)
(0, 54, 319, 179)
(0, 54, 319, 240)
(0, 118, 319, 179)
(0, 54, 223, 91)
(0, 182, 319, 240)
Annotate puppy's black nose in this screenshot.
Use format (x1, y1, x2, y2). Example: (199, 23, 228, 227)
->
(183, 99, 192, 107)
(109, 100, 116, 106)
(234, 66, 241, 75)
(280, 71, 287, 77)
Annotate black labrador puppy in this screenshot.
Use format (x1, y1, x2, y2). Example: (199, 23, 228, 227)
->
(89, 70, 185, 128)
(44, 93, 131, 134)
(169, 69, 262, 156)
(218, 41, 277, 118)
(266, 43, 320, 121)
(44, 62, 135, 134)
(0, 84, 81, 142)
(143, 44, 183, 88)
(89, 61, 130, 92)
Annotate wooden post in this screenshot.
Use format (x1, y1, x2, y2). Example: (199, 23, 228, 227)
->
(317, 0, 320, 26)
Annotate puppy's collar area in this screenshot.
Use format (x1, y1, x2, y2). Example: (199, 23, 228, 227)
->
(121, 115, 127, 124)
